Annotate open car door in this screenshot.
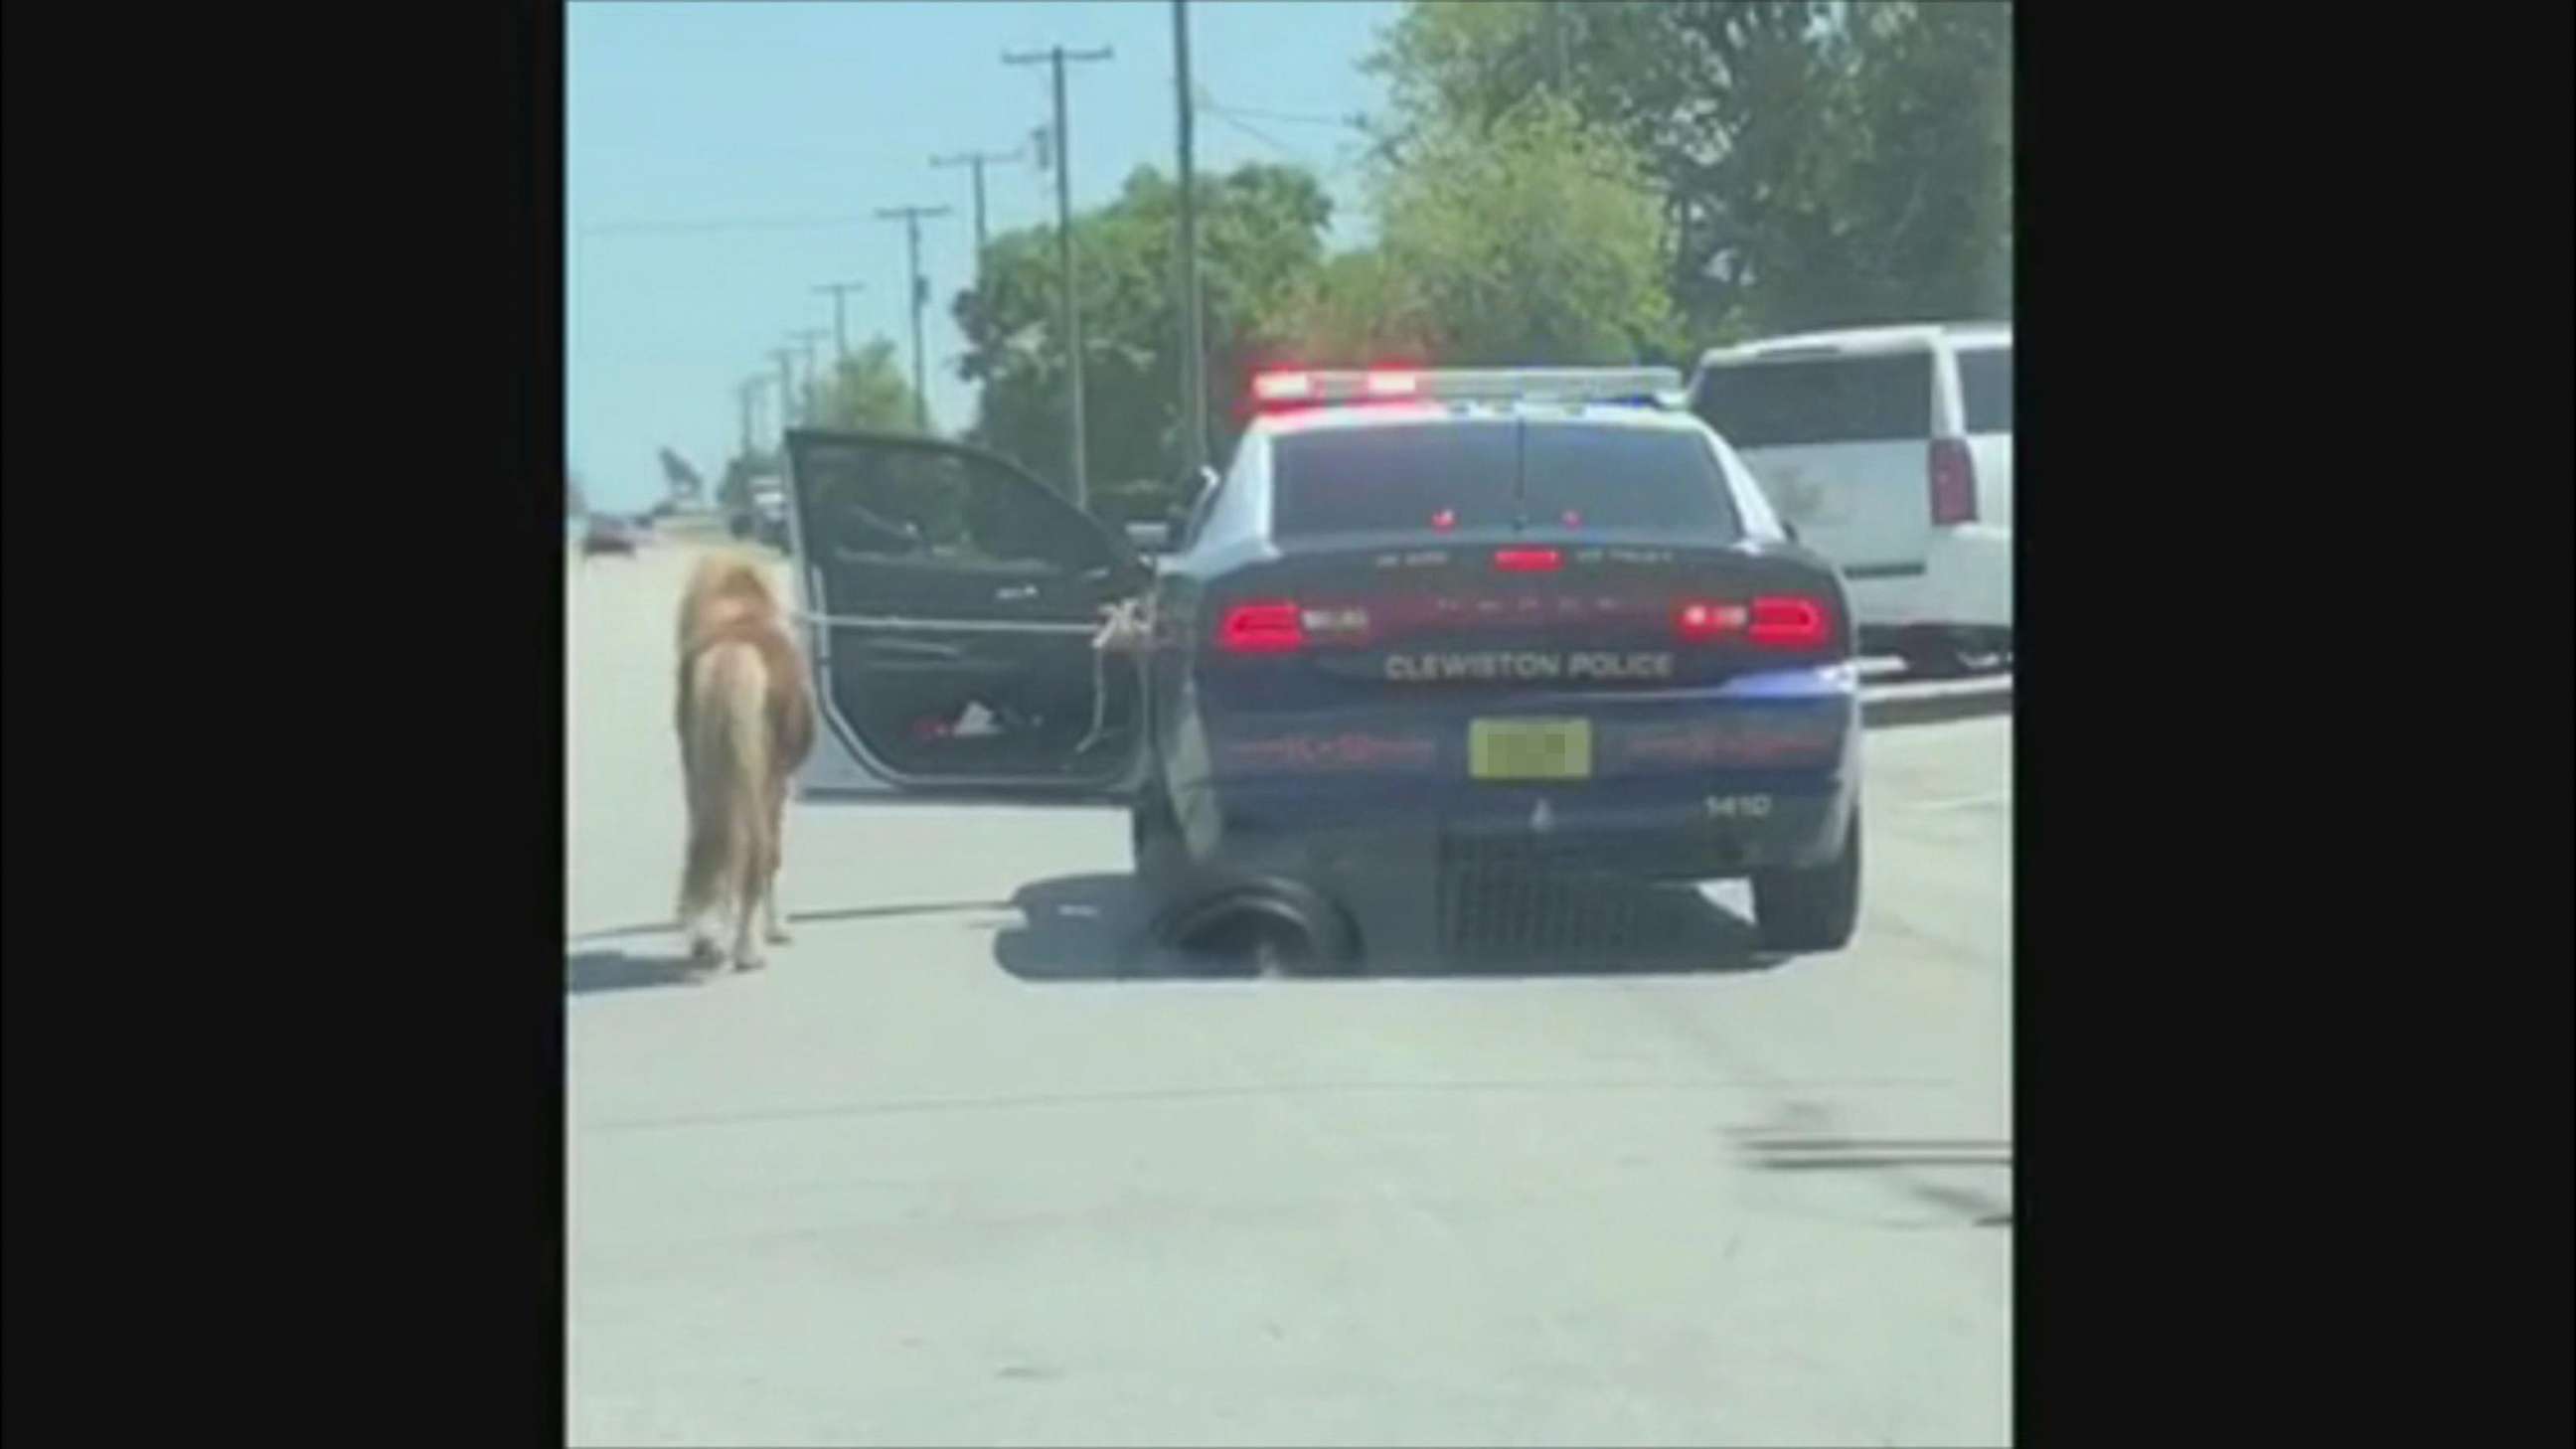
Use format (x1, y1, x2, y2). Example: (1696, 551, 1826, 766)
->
(782, 428, 1154, 796)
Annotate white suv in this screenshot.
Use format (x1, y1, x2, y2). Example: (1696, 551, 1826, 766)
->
(1686, 323, 2012, 674)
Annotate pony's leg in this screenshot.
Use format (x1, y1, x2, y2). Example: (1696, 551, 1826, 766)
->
(679, 803, 725, 969)
(730, 845, 766, 972)
(763, 778, 792, 945)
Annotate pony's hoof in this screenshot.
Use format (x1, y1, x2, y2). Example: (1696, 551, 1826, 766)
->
(765, 927, 793, 946)
(734, 953, 768, 973)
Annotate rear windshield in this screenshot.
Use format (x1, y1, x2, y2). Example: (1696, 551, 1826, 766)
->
(1690, 352, 1932, 449)
(1270, 421, 1739, 539)
(1956, 346, 2012, 433)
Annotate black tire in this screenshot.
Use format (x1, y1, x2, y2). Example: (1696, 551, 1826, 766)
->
(1130, 777, 1188, 891)
(1752, 807, 1861, 952)
(1150, 877, 1362, 977)
(1900, 643, 1972, 680)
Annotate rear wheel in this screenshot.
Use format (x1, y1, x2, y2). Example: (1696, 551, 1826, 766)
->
(1753, 807, 1861, 952)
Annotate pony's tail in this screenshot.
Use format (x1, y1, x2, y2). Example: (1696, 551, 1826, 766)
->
(678, 641, 772, 923)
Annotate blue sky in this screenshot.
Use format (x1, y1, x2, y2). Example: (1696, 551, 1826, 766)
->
(568, 0, 1404, 511)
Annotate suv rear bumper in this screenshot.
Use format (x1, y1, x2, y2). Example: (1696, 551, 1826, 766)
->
(1847, 524, 2012, 633)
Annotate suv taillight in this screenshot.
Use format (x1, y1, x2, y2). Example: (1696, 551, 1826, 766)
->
(1930, 437, 1978, 526)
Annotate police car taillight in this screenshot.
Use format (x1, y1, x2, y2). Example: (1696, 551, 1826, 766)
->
(1216, 601, 1304, 653)
(1748, 595, 1831, 648)
(1491, 547, 1562, 572)
(1215, 600, 1372, 654)
(1675, 595, 1832, 650)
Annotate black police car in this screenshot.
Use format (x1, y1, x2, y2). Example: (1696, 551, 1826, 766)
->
(779, 368, 1862, 959)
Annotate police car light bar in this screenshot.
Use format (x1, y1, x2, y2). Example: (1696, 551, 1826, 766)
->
(1250, 367, 1685, 408)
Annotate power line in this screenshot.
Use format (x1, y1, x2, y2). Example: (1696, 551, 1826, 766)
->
(1200, 102, 1367, 130)
(1203, 105, 1310, 163)
(578, 214, 881, 238)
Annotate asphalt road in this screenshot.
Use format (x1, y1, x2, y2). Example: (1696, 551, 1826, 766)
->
(567, 544, 2013, 1447)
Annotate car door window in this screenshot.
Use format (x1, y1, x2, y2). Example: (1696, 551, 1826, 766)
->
(1180, 475, 1223, 552)
(798, 437, 1113, 577)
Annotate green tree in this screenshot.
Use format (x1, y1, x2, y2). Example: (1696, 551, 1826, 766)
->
(811, 336, 926, 434)
(1255, 247, 1439, 364)
(954, 163, 1337, 521)
(1361, 1, 2010, 340)
(1363, 91, 1680, 365)
(1825, 1, 2012, 324)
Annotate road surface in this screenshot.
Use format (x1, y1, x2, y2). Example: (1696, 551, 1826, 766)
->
(567, 544, 2012, 1447)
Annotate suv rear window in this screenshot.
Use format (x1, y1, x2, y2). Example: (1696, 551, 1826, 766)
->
(1690, 352, 1932, 448)
(1270, 421, 1739, 539)
(1956, 346, 2012, 433)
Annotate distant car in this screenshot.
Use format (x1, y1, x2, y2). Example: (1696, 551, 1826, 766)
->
(1687, 323, 2012, 676)
(777, 367, 1864, 961)
(582, 517, 639, 557)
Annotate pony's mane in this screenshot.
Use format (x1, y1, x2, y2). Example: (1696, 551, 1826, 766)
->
(679, 551, 785, 659)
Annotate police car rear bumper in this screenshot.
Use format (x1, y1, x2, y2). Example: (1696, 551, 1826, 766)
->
(1208, 769, 1854, 880)
(1183, 667, 1862, 881)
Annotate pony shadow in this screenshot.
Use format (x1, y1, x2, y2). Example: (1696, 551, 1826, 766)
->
(565, 948, 709, 995)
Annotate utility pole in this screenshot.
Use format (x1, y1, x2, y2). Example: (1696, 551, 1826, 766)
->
(930, 147, 1021, 286)
(736, 377, 761, 456)
(769, 348, 798, 439)
(813, 281, 865, 363)
(875, 205, 952, 434)
(1004, 42, 1113, 510)
(1172, 1, 1208, 478)
(790, 328, 829, 421)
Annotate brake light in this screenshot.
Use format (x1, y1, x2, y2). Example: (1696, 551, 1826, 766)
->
(1930, 438, 1978, 526)
(1675, 600, 1750, 642)
(1491, 547, 1562, 572)
(1215, 600, 1373, 653)
(1215, 601, 1305, 654)
(1748, 595, 1830, 649)
(1675, 595, 1832, 649)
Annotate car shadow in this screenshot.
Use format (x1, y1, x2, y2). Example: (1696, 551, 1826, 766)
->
(992, 872, 1791, 984)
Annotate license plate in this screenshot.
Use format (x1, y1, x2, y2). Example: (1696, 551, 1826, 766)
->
(1468, 718, 1592, 781)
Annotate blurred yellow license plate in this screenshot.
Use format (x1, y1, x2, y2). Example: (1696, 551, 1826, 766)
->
(1469, 718, 1593, 780)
